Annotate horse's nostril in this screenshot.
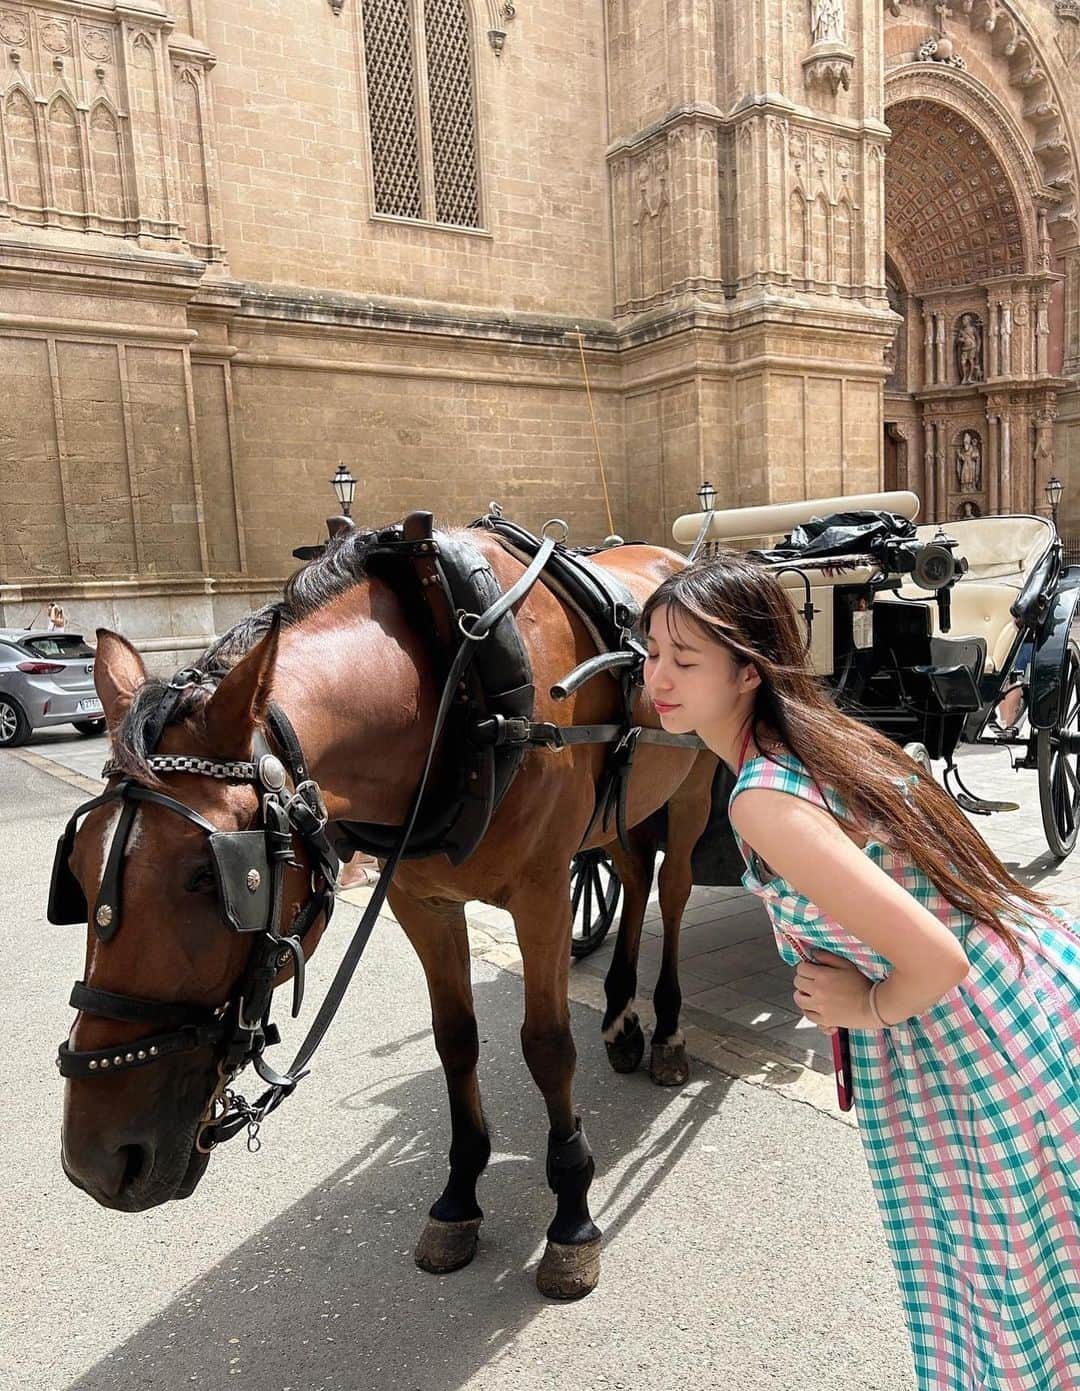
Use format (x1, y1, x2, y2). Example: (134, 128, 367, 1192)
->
(118, 1142, 150, 1190)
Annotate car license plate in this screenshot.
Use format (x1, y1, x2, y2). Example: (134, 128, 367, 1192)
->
(76, 698, 102, 714)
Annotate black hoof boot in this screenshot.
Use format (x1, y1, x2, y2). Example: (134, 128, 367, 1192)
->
(539, 1121, 602, 1300)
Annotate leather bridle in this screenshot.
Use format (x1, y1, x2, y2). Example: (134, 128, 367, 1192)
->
(52, 694, 341, 1149)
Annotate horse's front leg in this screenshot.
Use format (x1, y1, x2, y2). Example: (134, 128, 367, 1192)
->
(510, 877, 602, 1300)
(600, 825, 658, 1074)
(389, 888, 491, 1275)
(650, 753, 715, 1086)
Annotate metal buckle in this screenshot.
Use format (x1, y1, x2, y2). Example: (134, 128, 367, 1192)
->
(457, 610, 489, 642)
(541, 518, 570, 543)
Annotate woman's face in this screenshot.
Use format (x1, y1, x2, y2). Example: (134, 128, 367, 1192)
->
(644, 604, 757, 737)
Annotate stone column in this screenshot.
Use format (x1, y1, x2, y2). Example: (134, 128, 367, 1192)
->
(1036, 289, 1051, 376)
(935, 417, 947, 518)
(929, 312, 940, 383)
(1063, 250, 1080, 379)
(986, 411, 999, 515)
(1033, 403, 1056, 515)
(1000, 413, 1012, 514)
(924, 310, 934, 386)
(1000, 298, 1013, 378)
(988, 299, 999, 379)
(923, 419, 936, 519)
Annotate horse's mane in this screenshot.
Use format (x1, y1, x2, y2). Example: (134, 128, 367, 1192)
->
(109, 524, 396, 783)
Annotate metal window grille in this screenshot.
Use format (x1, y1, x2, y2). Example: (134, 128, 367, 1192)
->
(424, 0, 480, 227)
(1062, 535, 1080, 569)
(362, 0, 481, 229)
(362, 0, 423, 219)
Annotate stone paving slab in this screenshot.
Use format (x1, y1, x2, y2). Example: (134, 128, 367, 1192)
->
(10, 724, 1078, 1087)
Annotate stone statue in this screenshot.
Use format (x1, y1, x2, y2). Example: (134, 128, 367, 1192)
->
(955, 429, 982, 492)
(810, 0, 845, 43)
(955, 313, 984, 384)
(957, 499, 981, 520)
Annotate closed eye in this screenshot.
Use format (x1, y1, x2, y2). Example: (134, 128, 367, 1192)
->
(184, 865, 216, 894)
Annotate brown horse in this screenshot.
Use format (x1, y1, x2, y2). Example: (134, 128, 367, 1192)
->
(58, 524, 715, 1299)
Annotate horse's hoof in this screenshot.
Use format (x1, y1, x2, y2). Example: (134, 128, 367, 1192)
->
(414, 1216, 482, 1274)
(536, 1237, 601, 1300)
(604, 1019, 645, 1074)
(649, 1039, 690, 1087)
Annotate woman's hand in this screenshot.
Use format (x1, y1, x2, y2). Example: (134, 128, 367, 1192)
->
(792, 951, 877, 1034)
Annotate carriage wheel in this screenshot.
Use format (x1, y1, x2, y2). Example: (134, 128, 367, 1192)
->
(569, 850, 622, 959)
(1038, 645, 1080, 859)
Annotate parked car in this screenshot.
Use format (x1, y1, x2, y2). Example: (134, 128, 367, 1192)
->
(0, 629, 105, 747)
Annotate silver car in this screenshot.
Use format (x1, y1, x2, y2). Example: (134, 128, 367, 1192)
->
(0, 629, 105, 747)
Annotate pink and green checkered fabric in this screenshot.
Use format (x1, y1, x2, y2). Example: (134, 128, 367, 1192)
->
(731, 752, 1080, 1391)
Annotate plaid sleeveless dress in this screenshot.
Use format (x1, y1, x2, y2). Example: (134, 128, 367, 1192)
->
(729, 752, 1080, 1391)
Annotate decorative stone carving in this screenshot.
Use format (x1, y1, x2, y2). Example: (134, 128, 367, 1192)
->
(485, 0, 516, 51)
(811, 0, 845, 44)
(81, 27, 111, 63)
(917, 34, 966, 67)
(803, 0, 854, 93)
(955, 429, 982, 491)
(38, 19, 71, 54)
(0, 9, 27, 45)
(957, 499, 982, 519)
(954, 313, 984, 383)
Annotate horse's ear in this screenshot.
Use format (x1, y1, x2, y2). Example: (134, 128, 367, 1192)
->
(94, 630, 148, 729)
(201, 618, 281, 756)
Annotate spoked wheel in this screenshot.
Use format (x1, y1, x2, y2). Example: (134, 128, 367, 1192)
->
(1038, 645, 1080, 859)
(569, 849, 622, 959)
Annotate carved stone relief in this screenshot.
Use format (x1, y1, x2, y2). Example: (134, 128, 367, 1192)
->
(804, 0, 854, 93)
(0, 2, 221, 259)
(954, 313, 984, 383)
(955, 428, 982, 491)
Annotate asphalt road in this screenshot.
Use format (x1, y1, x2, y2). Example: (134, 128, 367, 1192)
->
(1, 749, 912, 1391)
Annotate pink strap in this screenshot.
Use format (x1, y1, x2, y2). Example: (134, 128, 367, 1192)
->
(736, 725, 754, 772)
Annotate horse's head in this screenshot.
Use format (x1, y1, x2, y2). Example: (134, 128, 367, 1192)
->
(57, 624, 334, 1211)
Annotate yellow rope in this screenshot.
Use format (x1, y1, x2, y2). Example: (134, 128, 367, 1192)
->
(575, 331, 616, 538)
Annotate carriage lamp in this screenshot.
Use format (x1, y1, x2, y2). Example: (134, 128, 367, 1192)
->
(697, 480, 717, 512)
(331, 463, 357, 518)
(1046, 475, 1064, 530)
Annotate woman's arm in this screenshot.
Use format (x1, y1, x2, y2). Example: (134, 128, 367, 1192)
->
(729, 788, 970, 1029)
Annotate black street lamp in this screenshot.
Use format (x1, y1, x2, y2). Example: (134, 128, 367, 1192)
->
(697, 479, 717, 512)
(1046, 474, 1064, 532)
(332, 463, 357, 518)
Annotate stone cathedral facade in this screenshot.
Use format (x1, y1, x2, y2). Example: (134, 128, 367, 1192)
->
(2, 0, 1080, 651)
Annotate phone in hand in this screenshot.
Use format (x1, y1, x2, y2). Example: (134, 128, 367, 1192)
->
(831, 1028, 854, 1111)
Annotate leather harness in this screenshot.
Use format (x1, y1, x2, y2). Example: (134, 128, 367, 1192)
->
(50, 510, 703, 1151)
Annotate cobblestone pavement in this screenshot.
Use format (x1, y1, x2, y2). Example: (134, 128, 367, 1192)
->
(12, 723, 1079, 1092)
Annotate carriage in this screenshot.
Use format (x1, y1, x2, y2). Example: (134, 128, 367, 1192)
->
(570, 489, 1080, 957)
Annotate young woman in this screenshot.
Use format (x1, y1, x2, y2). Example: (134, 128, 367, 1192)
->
(642, 554, 1079, 1391)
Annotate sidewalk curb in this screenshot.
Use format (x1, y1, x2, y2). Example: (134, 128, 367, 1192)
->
(5, 746, 103, 797)
(338, 884, 854, 1128)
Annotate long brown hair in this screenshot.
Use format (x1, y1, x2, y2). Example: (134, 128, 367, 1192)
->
(644, 553, 1050, 961)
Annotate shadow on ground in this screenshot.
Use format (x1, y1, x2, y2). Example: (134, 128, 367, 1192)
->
(67, 969, 737, 1391)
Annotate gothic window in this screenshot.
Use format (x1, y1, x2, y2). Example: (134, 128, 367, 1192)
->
(361, 0, 481, 229)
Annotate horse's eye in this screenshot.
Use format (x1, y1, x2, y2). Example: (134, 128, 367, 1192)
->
(184, 865, 216, 894)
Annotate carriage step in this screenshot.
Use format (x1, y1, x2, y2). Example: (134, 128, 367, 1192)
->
(954, 792, 1021, 816)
